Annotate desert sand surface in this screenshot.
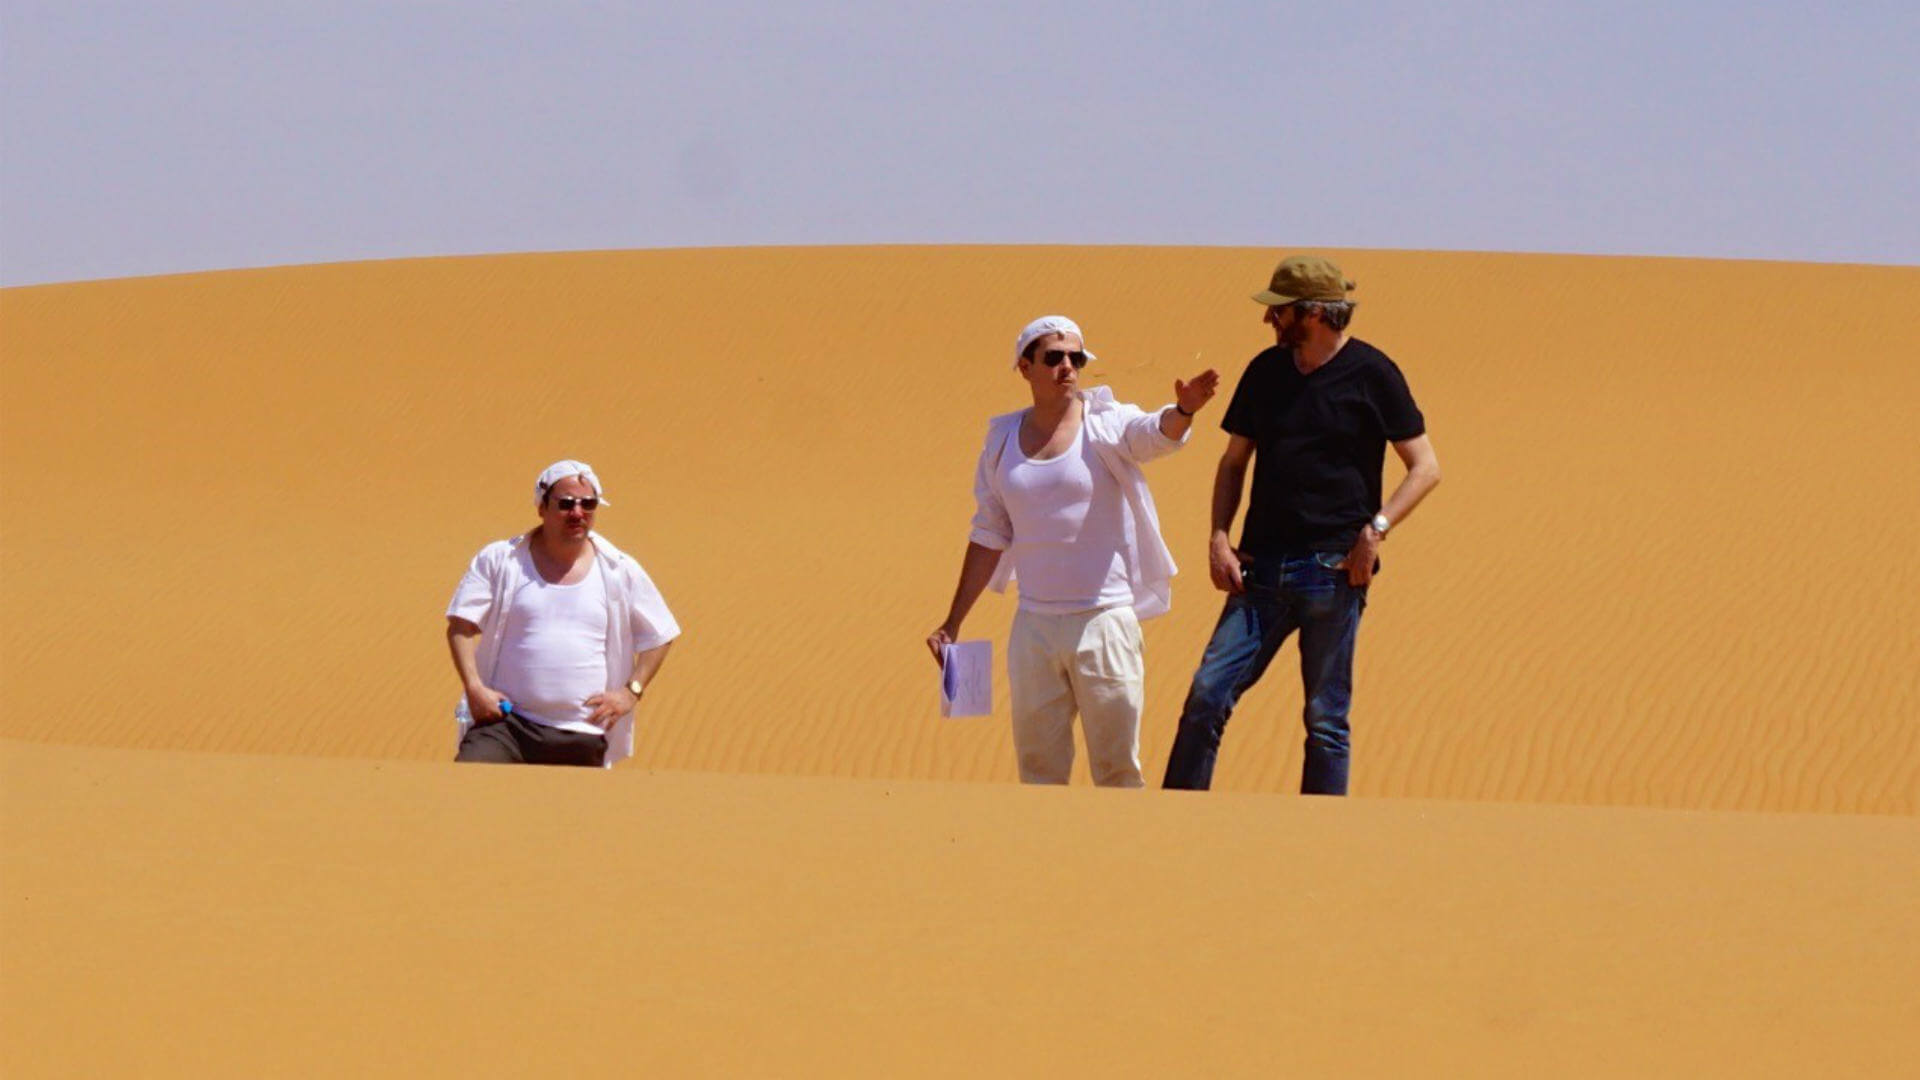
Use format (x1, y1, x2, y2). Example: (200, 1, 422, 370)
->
(3, 246, 1918, 1073)
(6, 739, 1918, 1077)
(3, 246, 1916, 808)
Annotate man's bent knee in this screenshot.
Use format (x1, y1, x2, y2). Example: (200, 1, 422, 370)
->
(1177, 677, 1236, 734)
(1303, 711, 1351, 755)
(456, 725, 520, 764)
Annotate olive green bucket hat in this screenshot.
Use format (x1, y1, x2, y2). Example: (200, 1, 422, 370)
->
(1252, 255, 1355, 305)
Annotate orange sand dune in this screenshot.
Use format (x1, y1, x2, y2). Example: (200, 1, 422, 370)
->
(6, 739, 1917, 1077)
(4, 248, 1919, 1076)
(3, 246, 1915, 810)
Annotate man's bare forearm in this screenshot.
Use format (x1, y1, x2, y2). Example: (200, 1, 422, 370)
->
(1159, 406, 1194, 441)
(939, 542, 1004, 634)
(447, 619, 485, 691)
(631, 641, 673, 692)
(1380, 467, 1440, 528)
(1211, 457, 1249, 539)
(1379, 435, 1442, 530)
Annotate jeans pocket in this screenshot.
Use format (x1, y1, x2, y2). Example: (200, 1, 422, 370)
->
(1291, 562, 1342, 619)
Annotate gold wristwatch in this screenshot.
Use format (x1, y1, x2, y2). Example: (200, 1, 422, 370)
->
(626, 679, 646, 698)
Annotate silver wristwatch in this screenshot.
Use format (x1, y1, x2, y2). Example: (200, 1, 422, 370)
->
(1370, 513, 1391, 537)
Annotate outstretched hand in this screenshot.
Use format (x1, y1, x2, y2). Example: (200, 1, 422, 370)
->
(1175, 369, 1220, 415)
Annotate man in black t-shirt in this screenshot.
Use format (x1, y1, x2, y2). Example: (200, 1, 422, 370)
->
(1162, 256, 1441, 794)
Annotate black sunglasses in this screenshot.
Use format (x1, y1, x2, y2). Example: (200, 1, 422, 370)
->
(1039, 348, 1089, 369)
(551, 496, 599, 512)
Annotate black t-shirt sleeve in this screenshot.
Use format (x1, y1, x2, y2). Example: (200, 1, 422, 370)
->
(1220, 351, 1275, 439)
(1372, 358, 1426, 442)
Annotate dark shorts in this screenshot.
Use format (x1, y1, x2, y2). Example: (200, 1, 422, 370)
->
(456, 712, 607, 767)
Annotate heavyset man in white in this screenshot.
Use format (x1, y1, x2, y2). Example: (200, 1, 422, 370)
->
(928, 317, 1218, 786)
(446, 460, 679, 767)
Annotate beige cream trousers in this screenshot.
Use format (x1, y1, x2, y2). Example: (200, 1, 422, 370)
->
(1007, 605, 1145, 787)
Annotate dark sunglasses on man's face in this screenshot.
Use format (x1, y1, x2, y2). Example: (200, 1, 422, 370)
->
(551, 496, 599, 512)
(1039, 349, 1089, 369)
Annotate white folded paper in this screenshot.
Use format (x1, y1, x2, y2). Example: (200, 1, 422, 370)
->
(939, 640, 993, 718)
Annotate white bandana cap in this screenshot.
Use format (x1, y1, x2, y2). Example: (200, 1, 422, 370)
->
(1012, 315, 1099, 369)
(534, 459, 610, 508)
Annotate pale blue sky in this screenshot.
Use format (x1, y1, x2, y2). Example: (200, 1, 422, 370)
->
(4, 0, 1915, 286)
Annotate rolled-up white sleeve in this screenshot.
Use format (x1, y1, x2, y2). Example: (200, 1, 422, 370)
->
(967, 427, 1013, 551)
(623, 559, 681, 652)
(1117, 404, 1189, 463)
(446, 545, 502, 625)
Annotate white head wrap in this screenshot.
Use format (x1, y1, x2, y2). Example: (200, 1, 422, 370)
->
(1012, 315, 1098, 369)
(534, 459, 611, 509)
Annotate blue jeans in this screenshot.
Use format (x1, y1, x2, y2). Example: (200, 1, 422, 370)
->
(1162, 552, 1367, 794)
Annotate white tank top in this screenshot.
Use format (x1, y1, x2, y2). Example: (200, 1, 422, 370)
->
(491, 556, 610, 733)
(995, 418, 1133, 614)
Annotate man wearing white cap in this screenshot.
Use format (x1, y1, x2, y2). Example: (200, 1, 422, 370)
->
(927, 316, 1219, 787)
(446, 460, 680, 767)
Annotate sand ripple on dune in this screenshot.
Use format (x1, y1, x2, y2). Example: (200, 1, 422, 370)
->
(6, 741, 1918, 1076)
(3, 248, 1915, 812)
